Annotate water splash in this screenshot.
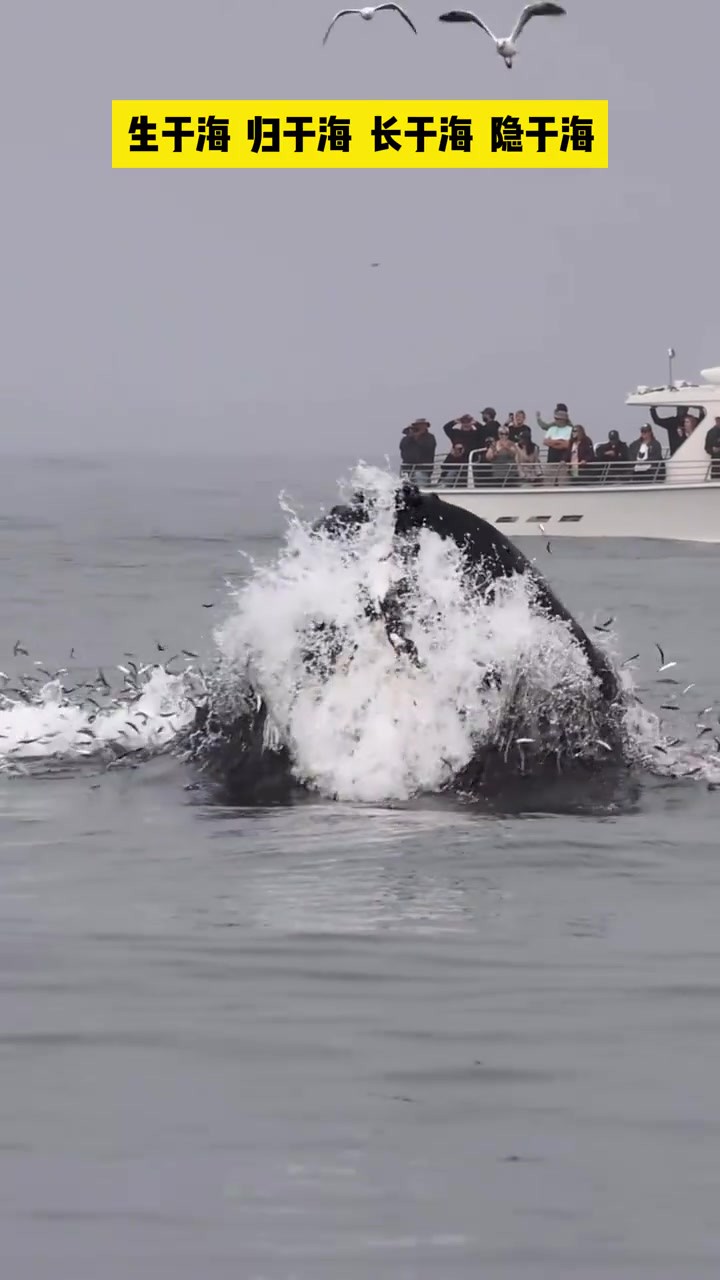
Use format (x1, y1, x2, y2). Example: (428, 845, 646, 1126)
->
(0, 464, 717, 801)
(0, 665, 199, 775)
(186, 466, 720, 803)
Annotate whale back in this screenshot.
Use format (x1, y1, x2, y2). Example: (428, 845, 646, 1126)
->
(393, 490, 619, 704)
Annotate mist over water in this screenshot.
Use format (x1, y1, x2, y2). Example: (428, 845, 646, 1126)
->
(2, 455, 720, 1279)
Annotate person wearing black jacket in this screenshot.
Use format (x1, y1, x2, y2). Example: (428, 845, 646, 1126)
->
(478, 407, 501, 440)
(705, 416, 720, 479)
(442, 414, 482, 456)
(628, 424, 663, 482)
(650, 405, 689, 457)
(595, 430, 629, 480)
(400, 419, 436, 484)
(508, 409, 531, 443)
(442, 413, 497, 486)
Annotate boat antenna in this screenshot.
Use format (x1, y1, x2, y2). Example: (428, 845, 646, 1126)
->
(668, 346, 676, 387)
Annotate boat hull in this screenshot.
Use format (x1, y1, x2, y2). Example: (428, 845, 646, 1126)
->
(423, 482, 720, 543)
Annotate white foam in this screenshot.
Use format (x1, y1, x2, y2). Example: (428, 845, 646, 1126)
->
(210, 465, 709, 803)
(0, 667, 196, 769)
(2, 463, 717, 795)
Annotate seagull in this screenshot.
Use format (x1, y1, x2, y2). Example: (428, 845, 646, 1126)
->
(322, 4, 417, 44)
(438, 3, 566, 69)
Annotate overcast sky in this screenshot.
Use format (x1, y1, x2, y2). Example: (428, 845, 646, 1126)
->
(1, 0, 717, 458)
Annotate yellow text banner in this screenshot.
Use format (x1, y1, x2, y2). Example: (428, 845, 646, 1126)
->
(111, 100, 608, 169)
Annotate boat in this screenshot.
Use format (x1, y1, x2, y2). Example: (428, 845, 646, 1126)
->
(404, 365, 720, 543)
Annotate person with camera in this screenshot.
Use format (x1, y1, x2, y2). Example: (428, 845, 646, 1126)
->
(439, 441, 469, 487)
(400, 418, 436, 485)
(442, 413, 481, 454)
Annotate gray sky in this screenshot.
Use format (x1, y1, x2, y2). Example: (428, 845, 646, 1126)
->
(1, 0, 718, 457)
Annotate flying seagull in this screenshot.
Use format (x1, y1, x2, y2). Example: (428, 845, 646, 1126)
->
(438, 3, 566, 69)
(322, 4, 417, 45)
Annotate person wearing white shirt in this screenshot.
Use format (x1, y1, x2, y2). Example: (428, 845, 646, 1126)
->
(536, 402, 573, 486)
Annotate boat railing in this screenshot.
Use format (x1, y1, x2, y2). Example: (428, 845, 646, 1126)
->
(400, 454, 718, 490)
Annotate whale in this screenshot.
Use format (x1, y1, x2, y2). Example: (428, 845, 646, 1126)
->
(317, 484, 619, 703)
(181, 483, 625, 804)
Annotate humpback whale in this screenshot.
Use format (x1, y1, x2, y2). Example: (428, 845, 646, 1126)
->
(317, 484, 618, 704)
(182, 483, 624, 803)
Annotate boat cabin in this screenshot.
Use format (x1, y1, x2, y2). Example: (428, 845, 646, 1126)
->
(624, 366, 720, 485)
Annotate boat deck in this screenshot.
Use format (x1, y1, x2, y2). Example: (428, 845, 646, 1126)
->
(401, 454, 716, 491)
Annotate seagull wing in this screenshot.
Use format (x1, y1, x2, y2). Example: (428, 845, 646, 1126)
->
(373, 4, 418, 34)
(438, 10, 496, 41)
(510, 2, 565, 44)
(322, 9, 360, 44)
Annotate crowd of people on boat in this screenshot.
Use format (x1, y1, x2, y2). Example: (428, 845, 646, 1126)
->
(399, 404, 720, 487)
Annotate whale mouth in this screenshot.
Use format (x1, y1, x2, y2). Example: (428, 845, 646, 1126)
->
(182, 681, 630, 809)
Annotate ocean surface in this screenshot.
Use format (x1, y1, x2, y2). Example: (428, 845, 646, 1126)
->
(2, 452, 720, 1279)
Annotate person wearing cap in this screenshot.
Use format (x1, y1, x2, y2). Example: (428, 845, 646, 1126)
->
(594, 429, 629, 480)
(442, 413, 481, 456)
(704, 415, 720, 479)
(441, 413, 493, 486)
(479, 407, 500, 438)
(628, 423, 663, 482)
(471, 408, 501, 485)
(536, 402, 574, 486)
(400, 418, 436, 485)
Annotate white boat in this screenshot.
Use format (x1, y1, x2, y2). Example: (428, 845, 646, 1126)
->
(409, 365, 720, 542)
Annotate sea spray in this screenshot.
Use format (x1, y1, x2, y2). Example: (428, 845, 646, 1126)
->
(195, 468, 642, 801)
(0, 465, 717, 798)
